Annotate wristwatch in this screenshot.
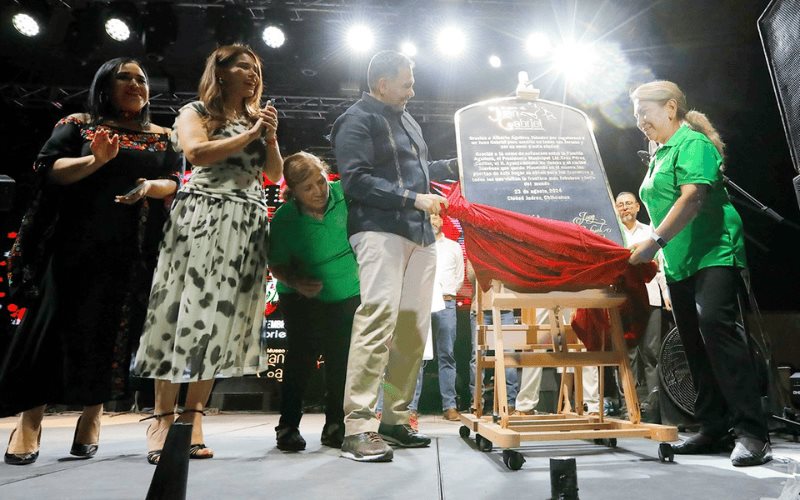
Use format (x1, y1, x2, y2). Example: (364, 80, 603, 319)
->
(650, 232, 668, 248)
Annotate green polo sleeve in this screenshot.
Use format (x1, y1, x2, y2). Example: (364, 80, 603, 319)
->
(267, 208, 292, 267)
(674, 138, 721, 186)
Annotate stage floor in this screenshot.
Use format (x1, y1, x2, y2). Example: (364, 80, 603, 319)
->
(1, 412, 798, 499)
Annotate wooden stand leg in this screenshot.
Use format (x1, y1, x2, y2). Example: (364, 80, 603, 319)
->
(608, 308, 640, 424)
(492, 307, 510, 428)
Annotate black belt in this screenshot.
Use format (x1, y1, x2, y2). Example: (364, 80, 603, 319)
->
(443, 295, 456, 301)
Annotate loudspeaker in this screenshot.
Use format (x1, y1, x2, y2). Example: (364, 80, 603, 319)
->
(759, 0, 800, 209)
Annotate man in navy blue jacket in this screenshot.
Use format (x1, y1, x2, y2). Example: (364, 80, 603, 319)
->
(332, 50, 455, 462)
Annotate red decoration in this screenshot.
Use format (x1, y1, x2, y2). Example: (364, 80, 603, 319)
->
(443, 183, 656, 350)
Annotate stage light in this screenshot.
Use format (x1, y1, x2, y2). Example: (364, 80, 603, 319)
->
(553, 41, 597, 81)
(400, 41, 417, 58)
(346, 25, 373, 53)
(262, 25, 286, 48)
(12, 13, 41, 37)
(436, 26, 466, 57)
(101, 1, 139, 43)
(105, 17, 131, 41)
(525, 32, 551, 58)
(489, 55, 502, 68)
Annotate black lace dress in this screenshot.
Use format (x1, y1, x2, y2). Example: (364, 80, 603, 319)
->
(0, 116, 180, 415)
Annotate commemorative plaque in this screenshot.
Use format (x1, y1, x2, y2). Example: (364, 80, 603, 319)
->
(455, 97, 624, 246)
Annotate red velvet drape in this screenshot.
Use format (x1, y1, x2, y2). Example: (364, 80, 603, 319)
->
(443, 183, 656, 350)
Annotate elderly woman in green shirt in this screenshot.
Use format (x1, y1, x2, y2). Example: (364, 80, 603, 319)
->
(268, 152, 360, 452)
(629, 81, 770, 467)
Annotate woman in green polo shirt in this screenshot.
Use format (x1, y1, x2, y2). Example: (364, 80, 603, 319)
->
(268, 151, 360, 452)
(628, 81, 770, 467)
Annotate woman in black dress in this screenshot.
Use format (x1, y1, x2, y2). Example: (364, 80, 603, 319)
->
(1, 57, 180, 465)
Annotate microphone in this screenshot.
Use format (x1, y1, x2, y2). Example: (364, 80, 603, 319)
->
(636, 150, 650, 166)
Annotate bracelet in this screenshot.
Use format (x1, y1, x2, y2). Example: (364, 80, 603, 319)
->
(650, 232, 668, 248)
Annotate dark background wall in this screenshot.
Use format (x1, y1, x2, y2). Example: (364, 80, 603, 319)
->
(1, 0, 798, 315)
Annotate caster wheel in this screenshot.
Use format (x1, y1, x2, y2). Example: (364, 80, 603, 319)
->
(606, 438, 617, 448)
(502, 450, 525, 470)
(593, 438, 604, 445)
(459, 425, 471, 438)
(478, 435, 493, 452)
(658, 442, 674, 463)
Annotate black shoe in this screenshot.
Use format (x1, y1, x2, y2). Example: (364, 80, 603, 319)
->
(276, 427, 306, 451)
(671, 432, 732, 455)
(730, 437, 773, 467)
(4, 428, 41, 466)
(378, 423, 431, 448)
(70, 416, 99, 458)
(321, 422, 344, 449)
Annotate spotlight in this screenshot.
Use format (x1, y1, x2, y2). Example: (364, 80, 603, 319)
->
(105, 18, 131, 41)
(262, 25, 286, 48)
(525, 32, 551, 58)
(553, 41, 597, 81)
(436, 26, 466, 57)
(346, 25, 373, 53)
(214, 5, 252, 45)
(12, 13, 41, 37)
(400, 41, 417, 58)
(102, 2, 139, 43)
(489, 54, 502, 68)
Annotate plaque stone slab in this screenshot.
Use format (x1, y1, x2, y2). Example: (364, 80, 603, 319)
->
(455, 97, 624, 246)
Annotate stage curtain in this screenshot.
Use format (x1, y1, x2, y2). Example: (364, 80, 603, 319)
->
(443, 183, 656, 350)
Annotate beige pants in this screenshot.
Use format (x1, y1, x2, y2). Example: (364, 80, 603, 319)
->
(343, 231, 437, 436)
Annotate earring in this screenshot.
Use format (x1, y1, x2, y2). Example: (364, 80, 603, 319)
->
(217, 78, 224, 84)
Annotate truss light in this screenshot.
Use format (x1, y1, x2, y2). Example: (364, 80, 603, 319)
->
(12, 13, 40, 37)
(436, 26, 466, 57)
(525, 32, 551, 58)
(262, 25, 285, 48)
(400, 41, 417, 58)
(105, 17, 131, 41)
(347, 25, 373, 53)
(489, 54, 502, 68)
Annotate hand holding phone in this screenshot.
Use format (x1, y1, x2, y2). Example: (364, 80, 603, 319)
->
(123, 183, 145, 198)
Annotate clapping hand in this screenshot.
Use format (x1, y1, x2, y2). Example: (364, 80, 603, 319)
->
(257, 101, 278, 141)
(90, 128, 119, 166)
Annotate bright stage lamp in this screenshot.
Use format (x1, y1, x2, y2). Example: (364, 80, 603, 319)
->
(347, 25, 373, 53)
(262, 25, 285, 48)
(489, 55, 502, 68)
(400, 41, 417, 58)
(436, 26, 466, 57)
(553, 41, 596, 81)
(12, 13, 40, 37)
(525, 32, 551, 58)
(105, 17, 131, 41)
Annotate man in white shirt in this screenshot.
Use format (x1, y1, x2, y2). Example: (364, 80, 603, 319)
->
(616, 192, 672, 422)
(429, 214, 465, 420)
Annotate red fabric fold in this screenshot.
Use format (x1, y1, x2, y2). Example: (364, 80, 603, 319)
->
(444, 183, 656, 350)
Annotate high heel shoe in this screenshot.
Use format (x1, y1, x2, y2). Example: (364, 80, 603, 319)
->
(180, 409, 214, 460)
(4, 427, 42, 466)
(70, 415, 100, 458)
(141, 412, 177, 465)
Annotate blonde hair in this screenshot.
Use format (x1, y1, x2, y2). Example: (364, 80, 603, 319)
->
(631, 80, 725, 161)
(198, 44, 263, 132)
(282, 152, 330, 202)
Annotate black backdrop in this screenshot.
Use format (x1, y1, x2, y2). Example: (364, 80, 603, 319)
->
(1, 0, 798, 312)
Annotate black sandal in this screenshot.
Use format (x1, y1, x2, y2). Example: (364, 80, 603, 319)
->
(140, 412, 177, 465)
(180, 409, 214, 460)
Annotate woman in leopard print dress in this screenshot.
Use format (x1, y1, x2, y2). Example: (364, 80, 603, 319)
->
(133, 45, 282, 463)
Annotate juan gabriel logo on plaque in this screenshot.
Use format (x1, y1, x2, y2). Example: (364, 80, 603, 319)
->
(488, 104, 557, 132)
